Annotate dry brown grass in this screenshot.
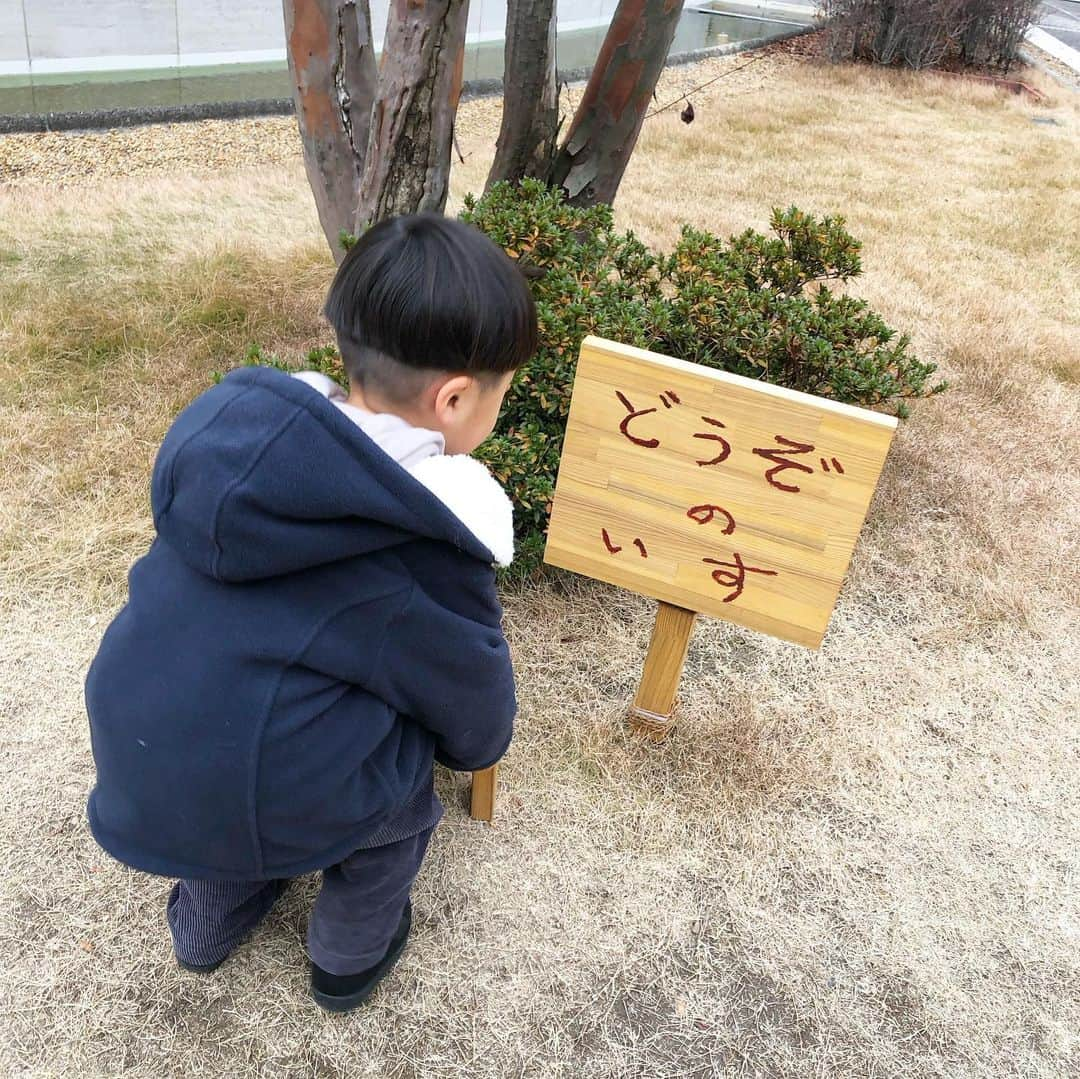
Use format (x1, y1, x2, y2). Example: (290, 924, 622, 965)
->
(1, 54, 1079, 1078)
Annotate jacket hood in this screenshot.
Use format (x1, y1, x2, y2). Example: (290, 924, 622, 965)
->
(151, 366, 495, 581)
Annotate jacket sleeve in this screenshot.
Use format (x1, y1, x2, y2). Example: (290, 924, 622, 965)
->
(301, 577, 516, 772)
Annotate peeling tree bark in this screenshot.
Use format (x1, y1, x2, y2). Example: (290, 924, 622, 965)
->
(284, 0, 378, 260)
(286, 0, 678, 247)
(485, 0, 559, 190)
(353, 0, 470, 231)
(550, 0, 684, 207)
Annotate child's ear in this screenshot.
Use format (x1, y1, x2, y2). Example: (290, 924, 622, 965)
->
(432, 374, 474, 420)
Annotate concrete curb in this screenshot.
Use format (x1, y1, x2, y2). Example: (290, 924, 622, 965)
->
(0, 96, 294, 135)
(1025, 26, 1080, 73)
(665, 23, 815, 68)
(1, 25, 817, 135)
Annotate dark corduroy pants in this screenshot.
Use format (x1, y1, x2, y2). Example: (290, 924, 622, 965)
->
(168, 775, 441, 974)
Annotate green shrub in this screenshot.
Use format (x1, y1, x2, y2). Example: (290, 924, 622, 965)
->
(659, 211, 932, 406)
(462, 180, 943, 567)
(223, 180, 944, 573)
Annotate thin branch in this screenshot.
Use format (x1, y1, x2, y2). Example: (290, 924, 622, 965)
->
(643, 55, 763, 121)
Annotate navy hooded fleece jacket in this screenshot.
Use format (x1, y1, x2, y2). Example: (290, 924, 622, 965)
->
(85, 367, 516, 881)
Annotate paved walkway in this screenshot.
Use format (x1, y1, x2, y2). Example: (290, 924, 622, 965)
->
(1030, 0, 1080, 72)
(1039, 0, 1080, 51)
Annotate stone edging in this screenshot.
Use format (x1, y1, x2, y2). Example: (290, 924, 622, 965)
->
(0, 96, 293, 136)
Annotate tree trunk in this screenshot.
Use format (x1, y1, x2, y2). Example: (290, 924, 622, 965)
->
(284, 0, 378, 260)
(353, 0, 470, 231)
(549, 0, 684, 208)
(485, 0, 559, 190)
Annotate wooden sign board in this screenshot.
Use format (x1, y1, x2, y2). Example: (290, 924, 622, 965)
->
(544, 336, 897, 649)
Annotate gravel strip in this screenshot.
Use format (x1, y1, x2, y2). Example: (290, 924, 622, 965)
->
(0, 115, 302, 187)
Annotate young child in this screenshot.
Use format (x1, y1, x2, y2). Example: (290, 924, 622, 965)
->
(85, 214, 537, 1012)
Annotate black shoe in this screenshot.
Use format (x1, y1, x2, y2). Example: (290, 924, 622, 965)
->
(310, 901, 412, 1013)
(177, 954, 229, 974)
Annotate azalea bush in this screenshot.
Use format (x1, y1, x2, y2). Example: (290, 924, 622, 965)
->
(461, 180, 943, 566)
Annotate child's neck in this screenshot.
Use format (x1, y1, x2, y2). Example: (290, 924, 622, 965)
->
(346, 384, 430, 432)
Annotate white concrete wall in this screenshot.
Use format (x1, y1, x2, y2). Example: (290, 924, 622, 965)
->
(0, 3, 30, 77)
(1, 0, 622, 77)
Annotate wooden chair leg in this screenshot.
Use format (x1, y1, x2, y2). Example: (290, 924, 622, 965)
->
(469, 765, 498, 822)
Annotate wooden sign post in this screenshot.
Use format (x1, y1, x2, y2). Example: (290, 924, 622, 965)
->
(630, 602, 697, 739)
(544, 336, 898, 738)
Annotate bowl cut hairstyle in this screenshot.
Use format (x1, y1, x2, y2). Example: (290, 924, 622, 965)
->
(324, 213, 538, 404)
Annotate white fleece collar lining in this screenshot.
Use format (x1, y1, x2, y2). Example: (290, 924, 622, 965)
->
(408, 454, 516, 567)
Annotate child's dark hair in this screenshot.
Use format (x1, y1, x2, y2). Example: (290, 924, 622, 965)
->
(323, 213, 538, 404)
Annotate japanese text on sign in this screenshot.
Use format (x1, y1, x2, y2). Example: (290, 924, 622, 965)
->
(544, 337, 898, 647)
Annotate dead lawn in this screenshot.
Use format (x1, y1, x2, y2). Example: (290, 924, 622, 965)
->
(1, 55, 1078, 1078)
